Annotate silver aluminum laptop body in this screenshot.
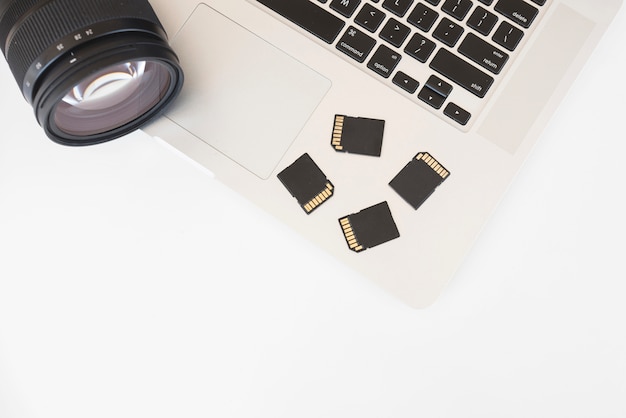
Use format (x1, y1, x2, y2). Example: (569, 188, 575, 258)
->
(144, 0, 622, 307)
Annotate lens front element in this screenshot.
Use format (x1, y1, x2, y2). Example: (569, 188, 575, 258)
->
(54, 60, 170, 137)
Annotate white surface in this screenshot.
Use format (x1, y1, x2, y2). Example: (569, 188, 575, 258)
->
(1, 7, 625, 418)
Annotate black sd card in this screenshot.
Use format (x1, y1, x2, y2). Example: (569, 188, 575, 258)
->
(339, 201, 400, 253)
(389, 152, 450, 210)
(277, 153, 334, 214)
(331, 114, 385, 157)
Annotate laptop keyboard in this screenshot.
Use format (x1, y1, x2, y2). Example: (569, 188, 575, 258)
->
(255, 0, 550, 129)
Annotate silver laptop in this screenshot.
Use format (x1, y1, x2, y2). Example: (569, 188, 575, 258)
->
(143, 0, 622, 307)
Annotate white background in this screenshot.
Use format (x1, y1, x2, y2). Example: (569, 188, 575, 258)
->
(1, 5, 625, 418)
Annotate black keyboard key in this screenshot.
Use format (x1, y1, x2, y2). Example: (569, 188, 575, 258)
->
(418, 86, 446, 109)
(444, 102, 471, 125)
(425, 0, 442, 5)
(355, 3, 387, 32)
(433, 18, 464, 47)
(529, 0, 546, 5)
(425, 74, 453, 97)
(492, 21, 524, 50)
(405, 33, 437, 62)
(367, 44, 402, 78)
(478, 0, 494, 4)
(336, 26, 377, 62)
(441, 0, 474, 21)
(494, 0, 538, 28)
(257, 0, 345, 44)
(382, 0, 415, 16)
(458, 32, 509, 74)
(407, 3, 439, 32)
(330, 0, 362, 17)
(393, 71, 420, 93)
(380, 18, 411, 47)
(430, 48, 494, 97)
(467, 6, 498, 36)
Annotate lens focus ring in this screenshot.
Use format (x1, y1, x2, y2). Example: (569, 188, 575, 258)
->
(1, 0, 162, 90)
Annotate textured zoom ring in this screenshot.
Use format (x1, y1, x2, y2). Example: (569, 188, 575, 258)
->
(0, 0, 41, 51)
(1, 0, 162, 86)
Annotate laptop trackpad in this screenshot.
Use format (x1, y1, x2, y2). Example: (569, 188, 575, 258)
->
(165, 4, 331, 179)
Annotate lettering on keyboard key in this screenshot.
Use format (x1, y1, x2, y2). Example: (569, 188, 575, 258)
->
(367, 44, 402, 78)
(407, 3, 439, 32)
(380, 18, 411, 47)
(494, 0, 539, 29)
(425, 75, 453, 97)
(355, 3, 387, 32)
(442, 0, 474, 21)
(444, 102, 471, 125)
(382, 0, 415, 17)
(418, 86, 446, 109)
(430, 48, 494, 98)
(393, 71, 420, 93)
(458, 33, 509, 74)
(336, 26, 377, 63)
(433, 18, 464, 47)
(492, 21, 524, 51)
(405, 33, 436, 62)
(330, 0, 362, 18)
(467, 6, 499, 36)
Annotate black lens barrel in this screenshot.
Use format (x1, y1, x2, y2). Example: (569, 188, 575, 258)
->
(0, 0, 183, 145)
(1, 0, 164, 94)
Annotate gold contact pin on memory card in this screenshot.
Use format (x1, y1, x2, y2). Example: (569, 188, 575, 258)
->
(416, 152, 450, 179)
(339, 216, 364, 252)
(332, 115, 345, 151)
(304, 182, 334, 213)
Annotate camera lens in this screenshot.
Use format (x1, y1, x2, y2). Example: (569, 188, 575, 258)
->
(0, 0, 183, 145)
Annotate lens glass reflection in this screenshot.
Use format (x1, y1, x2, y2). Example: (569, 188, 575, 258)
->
(54, 60, 171, 136)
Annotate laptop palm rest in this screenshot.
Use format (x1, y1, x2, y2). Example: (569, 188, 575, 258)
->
(164, 3, 331, 179)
